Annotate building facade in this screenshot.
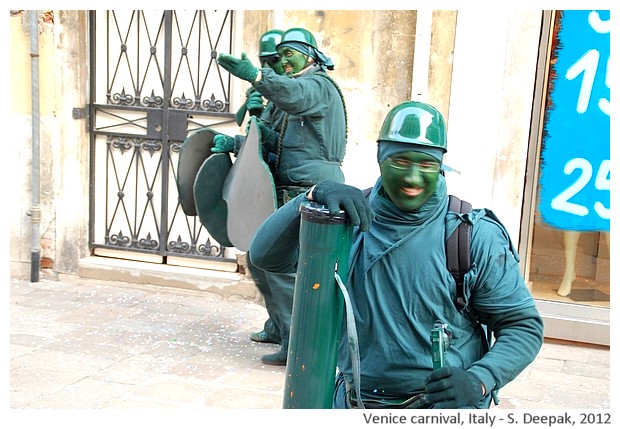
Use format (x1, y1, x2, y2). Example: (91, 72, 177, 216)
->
(9, 10, 609, 345)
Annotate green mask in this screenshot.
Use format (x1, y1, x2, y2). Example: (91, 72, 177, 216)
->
(261, 55, 285, 76)
(277, 46, 309, 76)
(379, 151, 441, 212)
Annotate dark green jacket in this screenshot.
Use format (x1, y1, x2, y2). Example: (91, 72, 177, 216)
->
(249, 175, 544, 407)
(252, 65, 346, 187)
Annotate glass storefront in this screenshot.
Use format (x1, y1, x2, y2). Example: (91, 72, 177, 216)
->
(529, 223, 610, 309)
(520, 10, 609, 345)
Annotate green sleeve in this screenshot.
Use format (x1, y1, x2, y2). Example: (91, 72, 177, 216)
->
(468, 306, 544, 393)
(248, 193, 307, 273)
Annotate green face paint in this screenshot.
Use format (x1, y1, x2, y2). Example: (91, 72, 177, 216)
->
(379, 151, 441, 212)
(277, 46, 309, 76)
(261, 55, 285, 76)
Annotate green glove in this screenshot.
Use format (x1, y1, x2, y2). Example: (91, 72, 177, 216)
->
(211, 134, 235, 153)
(424, 366, 484, 408)
(245, 116, 277, 150)
(255, 118, 273, 140)
(235, 88, 257, 126)
(312, 180, 374, 231)
(217, 52, 259, 83)
(246, 91, 265, 117)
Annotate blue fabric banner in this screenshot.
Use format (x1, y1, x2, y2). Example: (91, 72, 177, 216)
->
(540, 10, 610, 231)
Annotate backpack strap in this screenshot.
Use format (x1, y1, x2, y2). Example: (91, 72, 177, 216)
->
(446, 195, 473, 310)
(446, 196, 498, 403)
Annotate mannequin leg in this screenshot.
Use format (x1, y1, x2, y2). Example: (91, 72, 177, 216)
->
(558, 230, 581, 297)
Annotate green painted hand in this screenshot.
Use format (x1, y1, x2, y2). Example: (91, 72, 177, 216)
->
(217, 52, 259, 82)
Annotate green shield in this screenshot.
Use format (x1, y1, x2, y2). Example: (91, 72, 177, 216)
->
(177, 127, 221, 216)
(193, 153, 234, 247)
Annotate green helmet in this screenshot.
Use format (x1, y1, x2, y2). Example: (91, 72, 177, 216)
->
(377, 101, 447, 152)
(278, 27, 318, 49)
(258, 29, 284, 58)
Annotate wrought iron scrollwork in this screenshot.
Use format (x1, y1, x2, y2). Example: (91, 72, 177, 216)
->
(92, 10, 235, 262)
(202, 94, 226, 112)
(198, 239, 224, 257)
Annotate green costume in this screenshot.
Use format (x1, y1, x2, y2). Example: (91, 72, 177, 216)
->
(216, 28, 347, 365)
(249, 175, 543, 407)
(234, 29, 285, 126)
(248, 101, 543, 406)
(252, 65, 346, 189)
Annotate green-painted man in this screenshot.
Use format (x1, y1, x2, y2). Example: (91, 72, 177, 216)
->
(249, 101, 544, 407)
(215, 28, 348, 365)
(234, 29, 285, 127)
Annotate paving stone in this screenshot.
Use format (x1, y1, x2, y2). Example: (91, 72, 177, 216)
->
(8, 277, 610, 410)
(22, 378, 130, 409)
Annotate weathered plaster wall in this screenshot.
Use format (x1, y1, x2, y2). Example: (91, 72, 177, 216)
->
(445, 10, 542, 241)
(9, 10, 542, 277)
(10, 11, 59, 276)
(9, 10, 90, 278)
(53, 11, 90, 273)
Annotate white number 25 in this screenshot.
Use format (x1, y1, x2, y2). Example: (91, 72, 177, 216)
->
(550, 158, 610, 219)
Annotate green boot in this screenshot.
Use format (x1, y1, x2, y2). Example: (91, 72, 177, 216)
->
(261, 347, 287, 366)
(250, 330, 280, 344)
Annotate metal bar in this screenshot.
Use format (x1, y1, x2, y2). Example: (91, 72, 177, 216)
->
(89, 10, 235, 260)
(29, 10, 41, 282)
(518, 10, 554, 277)
(159, 10, 173, 255)
(89, 11, 97, 248)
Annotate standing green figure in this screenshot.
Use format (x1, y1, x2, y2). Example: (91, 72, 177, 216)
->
(249, 101, 544, 407)
(233, 29, 285, 127)
(212, 29, 288, 351)
(215, 28, 348, 365)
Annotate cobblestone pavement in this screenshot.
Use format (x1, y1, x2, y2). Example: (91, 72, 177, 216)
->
(8, 275, 611, 416)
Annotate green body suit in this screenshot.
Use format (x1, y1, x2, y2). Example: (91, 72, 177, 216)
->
(249, 175, 544, 407)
